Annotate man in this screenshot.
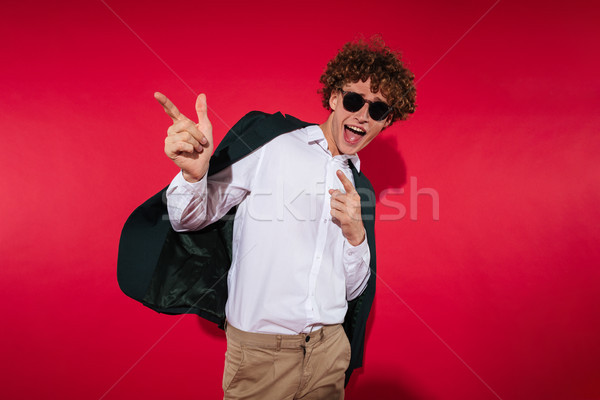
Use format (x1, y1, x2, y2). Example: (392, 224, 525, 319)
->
(118, 37, 415, 399)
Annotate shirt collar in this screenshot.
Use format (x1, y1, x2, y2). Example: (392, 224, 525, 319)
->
(305, 125, 361, 172)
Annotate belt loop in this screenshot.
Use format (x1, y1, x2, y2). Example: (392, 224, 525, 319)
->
(276, 335, 282, 352)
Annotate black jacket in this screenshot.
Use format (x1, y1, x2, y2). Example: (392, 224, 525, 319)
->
(117, 111, 377, 384)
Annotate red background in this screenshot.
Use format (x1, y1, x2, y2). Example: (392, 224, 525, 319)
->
(1, 0, 599, 399)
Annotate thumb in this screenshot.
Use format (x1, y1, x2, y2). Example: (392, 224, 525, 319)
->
(195, 93, 208, 123)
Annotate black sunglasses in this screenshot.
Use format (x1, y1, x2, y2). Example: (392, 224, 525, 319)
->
(339, 90, 393, 121)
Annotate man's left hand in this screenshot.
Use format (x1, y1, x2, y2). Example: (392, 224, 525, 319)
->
(329, 170, 366, 246)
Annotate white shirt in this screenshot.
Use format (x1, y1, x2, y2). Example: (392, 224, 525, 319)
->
(166, 125, 371, 334)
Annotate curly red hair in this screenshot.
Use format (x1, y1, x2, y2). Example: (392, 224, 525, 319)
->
(319, 36, 416, 124)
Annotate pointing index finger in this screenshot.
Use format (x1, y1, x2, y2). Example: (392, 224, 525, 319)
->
(154, 91, 184, 122)
(336, 170, 356, 194)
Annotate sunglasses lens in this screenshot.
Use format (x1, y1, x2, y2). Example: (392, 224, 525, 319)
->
(342, 92, 365, 112)
(369, 102, 390, 121)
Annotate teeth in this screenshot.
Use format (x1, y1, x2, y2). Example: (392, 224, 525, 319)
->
(346, 125, 365, 134)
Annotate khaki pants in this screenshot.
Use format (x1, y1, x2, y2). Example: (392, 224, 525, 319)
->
(223, 323, 350, 400)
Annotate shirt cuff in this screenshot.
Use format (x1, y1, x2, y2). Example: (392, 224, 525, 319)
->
(169, 170, 207, 195)
(343, 230, 370, 265)
(166, 171, 208, 231)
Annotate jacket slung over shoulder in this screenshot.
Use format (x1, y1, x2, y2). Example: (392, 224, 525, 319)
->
(117, 111, 377, 384)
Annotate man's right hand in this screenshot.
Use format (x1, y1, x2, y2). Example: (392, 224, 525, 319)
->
(155, 92, 213, 182)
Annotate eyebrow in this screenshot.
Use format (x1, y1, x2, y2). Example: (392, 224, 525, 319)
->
(365, 93, 387, 104)
(349, 90, 386, 103)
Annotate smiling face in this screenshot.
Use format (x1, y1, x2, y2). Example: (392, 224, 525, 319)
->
(321, 78, 392, 156)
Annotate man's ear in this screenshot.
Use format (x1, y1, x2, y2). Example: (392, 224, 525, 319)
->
(329, 90, 339, 111)
(380, 114, 393, 131)
(384, 114, 393, 128)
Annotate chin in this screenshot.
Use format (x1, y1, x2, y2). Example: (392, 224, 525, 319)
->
(339, 132, 366, 155)
(337, 141, 362, 155)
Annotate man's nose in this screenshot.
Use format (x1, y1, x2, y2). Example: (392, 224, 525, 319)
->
(356, 103, 370, 122)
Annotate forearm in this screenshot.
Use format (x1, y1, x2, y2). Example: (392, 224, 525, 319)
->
(166, 171, 209, 232)
(343, 231, 371, 300)
(166, 147, 263, 232)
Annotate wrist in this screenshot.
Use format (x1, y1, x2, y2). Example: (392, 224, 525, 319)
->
(182, 170, 204, 183)
(347, 230, 366, 247)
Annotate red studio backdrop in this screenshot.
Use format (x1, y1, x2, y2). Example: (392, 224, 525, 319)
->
(1, 0, 599, 399)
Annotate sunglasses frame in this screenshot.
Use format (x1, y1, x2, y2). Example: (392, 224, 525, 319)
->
(339, 89, 393, 122)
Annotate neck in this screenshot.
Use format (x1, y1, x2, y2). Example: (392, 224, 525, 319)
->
(319, 116, 340, 156)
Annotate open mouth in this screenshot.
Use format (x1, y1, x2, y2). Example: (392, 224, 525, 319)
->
(344, 125, 366, 145)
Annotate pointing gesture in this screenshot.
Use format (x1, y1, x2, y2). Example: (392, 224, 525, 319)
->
(155, 92, 213, 182)
(329, 170, 366, 246)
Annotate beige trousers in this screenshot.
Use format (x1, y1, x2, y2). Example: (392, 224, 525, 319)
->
(222, 322, 350, 400)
